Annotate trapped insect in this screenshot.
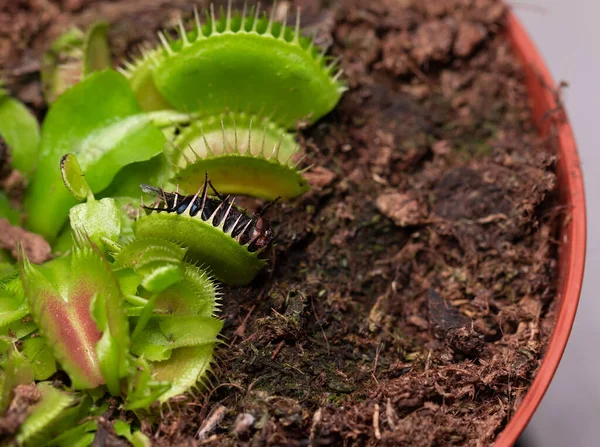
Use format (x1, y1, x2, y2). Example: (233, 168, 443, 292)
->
(141, 179, 275, 253)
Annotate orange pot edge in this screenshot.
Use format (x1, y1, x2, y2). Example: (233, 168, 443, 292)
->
(495, 11, 587, 446)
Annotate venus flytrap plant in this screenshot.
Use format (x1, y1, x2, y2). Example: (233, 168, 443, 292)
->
(0, 359, 99, 447)
(0, 2, 348, 442)
(20, 337, 57, 381)
(46, 418, 99, 447)
(58, 154, 223, 402)
(26, 3, 347, 241)
(121, 3, 345, 128)
(0, 269, 58, 382)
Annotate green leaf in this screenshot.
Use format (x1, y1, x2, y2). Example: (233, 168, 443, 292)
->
(16, 383, 76, 445)
(17, 384, 95, 447)
(95, 325, 122, 396)
(131, 316, 222, 361)
(0, 291, 28, 329)
(112, 197, 139, 242)
(131, 293, 159, 339)
(25, 70, 168, 241)
(0, 94, 40, 175)
(154, 264, 218, 318)
(113, 420, 152, 447)
(147, 13, 344, 129)
(69, 197, 121, 248)
(115, 269, 142, 297)
(21, 337, 57, 381)
(124, 357, 169, 411)
(113, 419, 132, 438)
(60, 153, 92, 201)
(152, 344, 216, 402)
(0, 275, 34, 343)
(46, 420, 97, 447)
(113, 238, 187, 293)
(0, 317, 37, 342)
(99, 153, 173, 199)
(20, 252, 101, 389)
(131, 431, 152, 447)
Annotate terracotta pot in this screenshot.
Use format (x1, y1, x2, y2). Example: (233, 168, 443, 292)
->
(494, 12, 587, 446)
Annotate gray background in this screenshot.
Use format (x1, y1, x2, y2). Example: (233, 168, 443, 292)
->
(515, 2, 598, 446)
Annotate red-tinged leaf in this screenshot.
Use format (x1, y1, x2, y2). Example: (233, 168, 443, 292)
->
(20, 235, 129, 393)
(71, 234, 130, 395)
(21, 254, 103, 389)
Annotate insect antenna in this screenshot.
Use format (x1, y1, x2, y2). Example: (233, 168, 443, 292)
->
(257, 196, 281, 216)
(208, 179, 225, 200)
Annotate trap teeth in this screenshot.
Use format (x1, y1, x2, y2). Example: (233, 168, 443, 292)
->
(169, 113, 309, 200)
(122, 4, 344, 126)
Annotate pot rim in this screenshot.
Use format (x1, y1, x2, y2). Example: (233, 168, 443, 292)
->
(495, 11, 587, 446)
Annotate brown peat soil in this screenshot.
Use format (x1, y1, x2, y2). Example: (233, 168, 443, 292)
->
(1, 0, 562, 445)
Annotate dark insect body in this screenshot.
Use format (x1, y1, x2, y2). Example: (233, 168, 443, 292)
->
(141, 180, 274, 253)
